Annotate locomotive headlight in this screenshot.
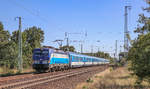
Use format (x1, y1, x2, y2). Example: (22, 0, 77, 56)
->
(42, 60, 48, 64)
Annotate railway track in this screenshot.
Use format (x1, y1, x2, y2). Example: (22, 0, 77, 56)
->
(0, 66, 95, 86)
(0, 67, 99, 89)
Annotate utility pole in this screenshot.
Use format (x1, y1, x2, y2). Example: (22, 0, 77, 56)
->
(65, 32, 84, 51)
(124, 6, 131, 58)
(67, 38, 69, 46)
(81, 43, 83, 53)
(95, 46, 100, 52)
(65, 32, 69, 51)
(96, 40, 100, 52)
(79, 40, 84, 54)
(91, 45, 93, 55)
(71, 40, 83, 53)
(65, 32, 69, 46)
(120, 45, 122, 53)
(98, 47, 100, 52)
(16, 17, 22, 72)
(115, 40, 118, 59)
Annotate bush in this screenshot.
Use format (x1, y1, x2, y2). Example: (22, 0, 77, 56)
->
(128, 33, 150, 85)
(86, 78, 93, 83)
(82, 86, 88, 89)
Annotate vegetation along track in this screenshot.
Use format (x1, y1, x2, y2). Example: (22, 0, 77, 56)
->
(0, 65, 108, 89)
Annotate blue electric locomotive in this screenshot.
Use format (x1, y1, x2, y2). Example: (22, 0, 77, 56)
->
(33, 48, 69, 72)
(32, 48, 109, 72)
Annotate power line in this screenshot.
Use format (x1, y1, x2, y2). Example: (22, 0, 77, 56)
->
(7, 0, 47, 22)
(115, 40, 118, 59)
(53, 39, 63, 48)
(70, 40, 84, 53)
(7, 0, 67, 34)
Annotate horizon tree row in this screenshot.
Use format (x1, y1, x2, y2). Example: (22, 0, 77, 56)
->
(0, 22, 44, 71)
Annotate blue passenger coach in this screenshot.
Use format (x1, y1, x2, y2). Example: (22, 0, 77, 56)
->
(68, 52, 106, 68)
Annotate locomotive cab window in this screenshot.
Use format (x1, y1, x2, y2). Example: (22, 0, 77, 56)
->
(42, 51, 49, 56)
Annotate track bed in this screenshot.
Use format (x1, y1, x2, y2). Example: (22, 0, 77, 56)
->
(0, 65, 108, 89)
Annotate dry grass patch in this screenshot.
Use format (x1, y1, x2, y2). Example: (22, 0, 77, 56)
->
(75, 67, 150, 89)
(0, 67, 34, 77)
(0, 67, 3, 74)
(22, 68, 34, 73)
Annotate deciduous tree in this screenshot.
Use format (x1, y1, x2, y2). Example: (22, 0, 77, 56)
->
(127, 1, 150, 85)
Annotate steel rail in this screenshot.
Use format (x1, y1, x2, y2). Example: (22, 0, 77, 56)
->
(0, 69, 91, 89)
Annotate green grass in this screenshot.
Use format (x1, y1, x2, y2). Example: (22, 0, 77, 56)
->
(0, 67, 3, 73)
(82, 86, 88, 89)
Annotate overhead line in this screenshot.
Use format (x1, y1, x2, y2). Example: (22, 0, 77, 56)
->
(7, 0, 47, 22)
(6, 0, 67, 33)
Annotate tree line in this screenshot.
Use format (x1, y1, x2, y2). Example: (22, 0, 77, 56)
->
(0, 22, 44, 70)
(127, 1, 150, 86)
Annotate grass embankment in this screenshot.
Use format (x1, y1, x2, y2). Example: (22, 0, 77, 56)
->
(75, 67, 150, 89)
(0, 67, 34, 77)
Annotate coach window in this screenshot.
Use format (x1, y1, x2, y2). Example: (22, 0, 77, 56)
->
(75, 56, 77, 62)
(77, 57, 79, 62)
(79, 57, 80, 62)
(72, 56, 74, 61)
(76, 56, 78, 62)
(79, 57, 81, 62)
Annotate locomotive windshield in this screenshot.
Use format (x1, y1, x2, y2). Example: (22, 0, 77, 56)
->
(34, 51, 41, 56)
(34, 50, 49, 56)
(42, 51, 49, 56)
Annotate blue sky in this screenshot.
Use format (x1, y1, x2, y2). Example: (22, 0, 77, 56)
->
(0, 0, 148, 55)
